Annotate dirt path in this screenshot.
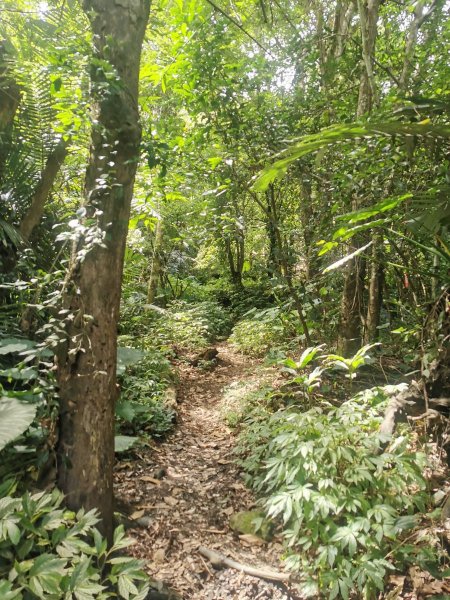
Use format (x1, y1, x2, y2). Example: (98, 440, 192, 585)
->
(114, 343, 299, 599)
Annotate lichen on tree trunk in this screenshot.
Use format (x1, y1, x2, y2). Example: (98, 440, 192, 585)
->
(56, 0, 151, 543)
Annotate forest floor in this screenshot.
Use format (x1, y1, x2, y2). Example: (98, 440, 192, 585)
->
(114, 343, 301, 600)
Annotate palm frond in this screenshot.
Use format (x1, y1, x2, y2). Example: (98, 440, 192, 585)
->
(253, 122, 450, 192)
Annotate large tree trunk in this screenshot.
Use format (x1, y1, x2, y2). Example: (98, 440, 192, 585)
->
(56, 0, 150, 543)
(20, 139, 67, 241)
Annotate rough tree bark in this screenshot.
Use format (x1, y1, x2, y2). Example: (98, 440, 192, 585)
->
(337, 248, 365, 356)
(20, 139, 68, 241)
(56, 0, 151, 542)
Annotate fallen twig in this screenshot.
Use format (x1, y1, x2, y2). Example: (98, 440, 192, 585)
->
(198, 546, 291, 583)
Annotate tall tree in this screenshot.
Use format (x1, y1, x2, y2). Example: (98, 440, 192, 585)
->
(56, 0, 151, 541)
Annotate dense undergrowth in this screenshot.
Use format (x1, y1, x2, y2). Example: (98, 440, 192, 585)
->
(1, 269, 448, 599)
(224, 341, 449, 599)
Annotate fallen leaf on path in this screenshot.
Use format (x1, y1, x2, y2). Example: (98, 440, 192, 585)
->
(164, 496, 179, 507)
(201, 528, 226, 534)
(153, 548, 166, 563)
(238, 534, 267, 546)
(141, 476, 161, 485)
(130, 509, 145, 519)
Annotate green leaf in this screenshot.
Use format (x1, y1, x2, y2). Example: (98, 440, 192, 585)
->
(114, 435, 139, 453)
(0, 580, 21, 600)
(0, 337, 36, 355)
(6, 520, 21, 545)
(117, 347, 146, 376)
(338, 194, 413, 224)
(323, 241, 373, 274)
(0, 397, 37, 451)
(394, 514, 419, 531)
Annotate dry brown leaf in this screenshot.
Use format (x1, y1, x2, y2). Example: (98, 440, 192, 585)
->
(153, 548, 166, 563)
(238, 534, 266, 546)
(141, 476, 161, 485)
(164, 496, 178, 507)
(130, 509, 145, 519)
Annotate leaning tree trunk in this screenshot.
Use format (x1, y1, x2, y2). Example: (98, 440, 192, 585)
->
(56, 0, 150, 543)
(20, 139, 67, 241)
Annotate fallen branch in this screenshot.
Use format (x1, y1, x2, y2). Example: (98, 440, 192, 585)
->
(198, 546, 292, 583)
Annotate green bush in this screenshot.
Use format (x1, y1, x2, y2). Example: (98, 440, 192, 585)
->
(236, 387, 443, 599)
(0, 335, 60, 491)
(229, 307, 294, 357)
(0, 489, 149, 599)
(152, 300, 233, 351)
(116, 348, 175, 439)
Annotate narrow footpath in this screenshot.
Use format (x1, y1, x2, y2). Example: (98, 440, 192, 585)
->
(114, 343, 299, 599)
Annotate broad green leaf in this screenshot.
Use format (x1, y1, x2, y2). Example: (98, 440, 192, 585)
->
(338, 194, 413, 224)
(0, 397, 37, 451)
(117, 347, 146, 376)
(114, 435, 139, 453)
(0, 337, 36, 355)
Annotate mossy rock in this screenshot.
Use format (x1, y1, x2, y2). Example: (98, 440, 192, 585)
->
(229, 510, 274, 541)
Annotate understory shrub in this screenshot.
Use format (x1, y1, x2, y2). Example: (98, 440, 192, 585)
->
(229, 307, 296, 357)
(0, 489, 149, 599)
(116, 347, 175, 439)
(0, 335, 60, 491)
(152, 300, 233, 351)
(237, 387, 444, 599)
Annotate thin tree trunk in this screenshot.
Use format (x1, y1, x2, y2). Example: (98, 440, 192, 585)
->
(299, 172, 317, 281)
(337, 253, 364, 356)
(147, 217, 164, 303)
(20, 140, 67, 241)
(56, 0, 150, 543)
(365, 234, 383, 342)
(399, 0, 439, 93)
(266, 187, 281, 277)
(266, 184, 311, 343)
(356, 0, 380, 117)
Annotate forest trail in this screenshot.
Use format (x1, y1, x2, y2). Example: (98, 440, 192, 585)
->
(114, 343, 298, 600)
